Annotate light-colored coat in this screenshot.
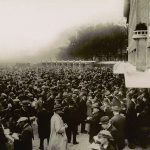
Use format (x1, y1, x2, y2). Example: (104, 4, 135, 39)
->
(48, 113, 67, 150)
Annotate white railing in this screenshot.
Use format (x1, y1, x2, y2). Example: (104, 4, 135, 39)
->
(132, 30, 148, 39)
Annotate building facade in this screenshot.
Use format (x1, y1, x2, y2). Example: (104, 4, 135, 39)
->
(124, 0, 150, 71)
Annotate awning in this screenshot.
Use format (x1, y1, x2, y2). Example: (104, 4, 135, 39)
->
(125, 69, 150, 88)
(113, 61, 135, 74)
(113, 61, 150, 88)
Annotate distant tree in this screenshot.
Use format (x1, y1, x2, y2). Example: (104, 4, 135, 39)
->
(135, 23, 147, 30)
(58, 23, 128, 61)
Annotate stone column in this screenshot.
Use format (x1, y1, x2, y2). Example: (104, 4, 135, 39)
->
(136, 37, 147, 71)
(135, 0, 148, 71)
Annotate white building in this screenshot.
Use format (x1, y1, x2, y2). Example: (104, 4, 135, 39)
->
(124, 0, 150, 71)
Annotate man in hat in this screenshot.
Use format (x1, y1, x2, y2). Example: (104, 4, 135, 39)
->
(37, 103, 51, 150)
(87, 103, 104, 143)
(14, 117, 33, 150)
(48, 104, 68, 150)
(110, 106, 126, 150)
(91, 130, 115, 150)
(0, 120, 7, 150)
(100, 116, 118, 149)
(126, 95, 138, 149)
(78, 95, 87, 133)
(64, 100, 79, 144)
(20, 100, 35, 118)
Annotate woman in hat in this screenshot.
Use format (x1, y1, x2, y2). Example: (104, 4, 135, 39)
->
(48, 104, 68, 150)
(90, 130, 115, 150)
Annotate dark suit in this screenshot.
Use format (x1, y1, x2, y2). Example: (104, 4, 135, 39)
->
(111, 114, 126, 150)
(64, 106, 79, 143)
(126, 100, 137, 145)
(107, 124, 119, 150)
(137, 109, 150, 148)
(0, 122, 7, 150)
(37, 108, 51, 149)
(88, 110, 104, 143)
(14, 123, 33, 150)
(78, 99, 87, 132)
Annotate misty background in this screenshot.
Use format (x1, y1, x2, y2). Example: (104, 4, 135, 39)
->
(0, 0, 126, 64)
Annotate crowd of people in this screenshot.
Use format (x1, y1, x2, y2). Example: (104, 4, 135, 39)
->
(0, 65, 150, 150)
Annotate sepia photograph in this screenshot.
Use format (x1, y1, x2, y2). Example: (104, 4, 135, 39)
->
(0, 0, 150, 150)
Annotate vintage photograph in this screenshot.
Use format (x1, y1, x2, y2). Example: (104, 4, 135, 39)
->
(0, 0, 150, 150)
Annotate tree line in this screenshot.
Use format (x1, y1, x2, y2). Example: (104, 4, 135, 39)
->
(58, 23, 128, 61)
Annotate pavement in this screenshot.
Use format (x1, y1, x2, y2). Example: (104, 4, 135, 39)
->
(32, 121, 150, 150)
(32, 121, 90, 150)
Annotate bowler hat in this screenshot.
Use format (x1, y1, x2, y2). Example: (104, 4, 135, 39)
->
(17, 117, 28, 123)
(99, 116, 109, 124)
(98, 130, 113, 139)
(22, 100, 31, 106)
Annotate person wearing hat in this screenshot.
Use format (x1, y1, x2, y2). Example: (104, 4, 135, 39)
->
(64, 100, 79, 145)
(37, 104, 51, 150)
(126, 95, 138, 149)
(100, 116, 120, 150)
(91, 130, 115, 150)
(87, 103, 104, 143)
(14, 117, 33, 150)
(0, 119, 7, 150)
(110, 106, 126, 150)
(20, 100, 35, 118)
(48, 104, 68, 150)
(78, 95, 87, 133)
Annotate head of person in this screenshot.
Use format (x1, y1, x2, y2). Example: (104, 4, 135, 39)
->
(100, 116, 110, 130)
(68, 100, 75, 108)
(16, 117, 29, 132)
(53, 104, 64, 117)
(92, 103, 100, 113)
(111, 106, 121, 115)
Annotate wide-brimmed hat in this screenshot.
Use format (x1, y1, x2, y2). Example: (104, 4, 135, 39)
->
(98, 130, 113, 139)
(17, 117, 28, 123)
(22, 100, 31, 106)
(99, 116, 109, 124)
(68, 100, 75, 106)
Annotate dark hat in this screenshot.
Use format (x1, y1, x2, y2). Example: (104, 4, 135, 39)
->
(111, 96, 121, 107)
(53, 104, 63, 111)
(22, 100, 31, 106)
(100, 116, 109, 124)
(98, 130, 113, 140)
(9, 92, 15, 96)
(69, 100, 75, 106)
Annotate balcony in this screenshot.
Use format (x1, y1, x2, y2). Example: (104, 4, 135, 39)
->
(132, 30, 148, 40)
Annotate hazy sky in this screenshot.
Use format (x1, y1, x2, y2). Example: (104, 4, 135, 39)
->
(0, 0, 124, 62)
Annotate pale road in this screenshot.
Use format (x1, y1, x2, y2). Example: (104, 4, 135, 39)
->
(32, 121, 149, 150)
